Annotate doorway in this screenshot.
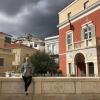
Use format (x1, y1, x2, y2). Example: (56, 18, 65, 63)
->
(74, 53, 86, 76)
(88, 62, 94, 76)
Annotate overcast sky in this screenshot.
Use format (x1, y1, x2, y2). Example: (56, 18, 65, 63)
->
(0, 0, 74, 38)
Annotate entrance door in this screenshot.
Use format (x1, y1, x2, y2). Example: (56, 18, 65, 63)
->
(77, 62, 86, 76)
(88, 62, 94, 76)
(74, 53, 86, 77)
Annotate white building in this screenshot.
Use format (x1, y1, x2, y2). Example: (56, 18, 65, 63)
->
(45, 35, 59, 63)
(14, 34, 45, 52)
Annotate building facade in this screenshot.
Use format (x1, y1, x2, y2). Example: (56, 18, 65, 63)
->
(15, 34, 45, 52)
(0, 32, 14, 73)
(45, 35, 59, 64)
(6, 43, 37, 67)
(58, 0, 100, 76)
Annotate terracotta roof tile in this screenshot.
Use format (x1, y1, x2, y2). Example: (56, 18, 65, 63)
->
(5, 43, 38, 51)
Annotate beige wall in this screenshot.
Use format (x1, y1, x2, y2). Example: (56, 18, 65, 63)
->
(12, 47, 37, 67)
(59, 0, 99, 24)
(38, 44, 45, 52)
(45, 35, 59, 55)
(97, 37, 100, 75)
(20, 48, 36, 65)
(0, 77, 100, 100)
(0, 34, 5, 48)
(0, 51, 13, 67)
(0, 50, 14, 73)
(0, 33, 14, 73)
(12, 48, 21, 66)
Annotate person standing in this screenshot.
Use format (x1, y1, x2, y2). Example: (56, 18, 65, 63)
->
(21, 57, 34, 96)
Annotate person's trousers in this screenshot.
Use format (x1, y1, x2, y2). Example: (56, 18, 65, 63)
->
(22, 76, 32, 92)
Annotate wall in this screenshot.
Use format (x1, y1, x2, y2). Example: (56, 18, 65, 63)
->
(59, 0, 99, 24)
(20, 47, 37, 65)
(12, 48, 21, 66)
(0, 77, 100, 100)
(12, 47, 37, 67)
(45, 35, 59, 55)
(0, 34, 5, 48)
(59, 8, 100, 75)
(0, 50, 13, 73)
(97, 37, 100, 75)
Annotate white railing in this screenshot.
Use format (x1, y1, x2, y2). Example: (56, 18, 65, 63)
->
(67, 36, 96, 51)
(74, 41, 84, 49)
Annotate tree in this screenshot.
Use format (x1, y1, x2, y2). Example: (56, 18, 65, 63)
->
(30, 51, 58, 76)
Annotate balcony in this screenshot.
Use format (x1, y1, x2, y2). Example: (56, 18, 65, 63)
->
(67, 36, 96, 51)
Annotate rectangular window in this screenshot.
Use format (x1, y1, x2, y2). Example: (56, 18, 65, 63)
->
(69, 63, 72, 75)
(67, 33, 72, 44)
(67, 12, 71, 20)
(5, 36, 11, 43)
(88, 63, 94, 76)
(0, 58, 4, 66)
(52, 44, 55, 54)
(47, 45, 51, 53)
(84, 25, 92, 39)
(34, 43, 37, 47)
(84, 1, 89, 9)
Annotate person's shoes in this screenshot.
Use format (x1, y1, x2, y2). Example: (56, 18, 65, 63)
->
(25, 91, 28, 96)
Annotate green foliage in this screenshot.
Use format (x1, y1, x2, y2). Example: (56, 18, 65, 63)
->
(30, 51, 58, 75)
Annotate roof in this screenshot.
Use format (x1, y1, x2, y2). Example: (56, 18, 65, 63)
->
(45, 35, 59, 41)
(58, 0, 77, 14)
(5, 43, 38, 51)
(0, 32, 12, 37)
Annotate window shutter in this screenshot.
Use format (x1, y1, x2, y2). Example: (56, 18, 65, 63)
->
(81, 28, 84, 41)
(91, 24, 96, 37)
(70, 34, 72, 43)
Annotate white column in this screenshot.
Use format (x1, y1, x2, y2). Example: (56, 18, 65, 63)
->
(86, 63, 88, 77)
(67, 63, 70, 77)
(75, 64, 77, 77)
(72, 63, 76, 76)
(94, 62, 98, 77)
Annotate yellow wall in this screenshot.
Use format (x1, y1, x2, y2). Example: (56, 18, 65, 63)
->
(20, 48, 36, 65)
(59, 0, 99, 24)
(12, 48, 21, 66)
(0, 34, 5, 48)
(12, 47, 37, 67)
(0, 50, 14, 73)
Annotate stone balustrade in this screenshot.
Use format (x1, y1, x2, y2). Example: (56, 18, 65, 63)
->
(0, 77, 100, 100)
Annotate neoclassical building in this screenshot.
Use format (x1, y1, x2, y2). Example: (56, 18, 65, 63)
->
(58, 0, 100, 76)
(0, 32, 14, 73)
(14, 33, 45, 52)
(45, 35, 59, 64)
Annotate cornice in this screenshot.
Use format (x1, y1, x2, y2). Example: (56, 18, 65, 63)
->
(57, 1, 100, 28)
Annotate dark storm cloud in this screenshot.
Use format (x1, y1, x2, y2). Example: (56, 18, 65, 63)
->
(0, 0, 40, 16)
(0, 0, 74, 38)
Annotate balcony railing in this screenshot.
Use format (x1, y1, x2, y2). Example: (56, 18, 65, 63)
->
(74, 41, 84, 49)
(67, 36, 96, 51)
